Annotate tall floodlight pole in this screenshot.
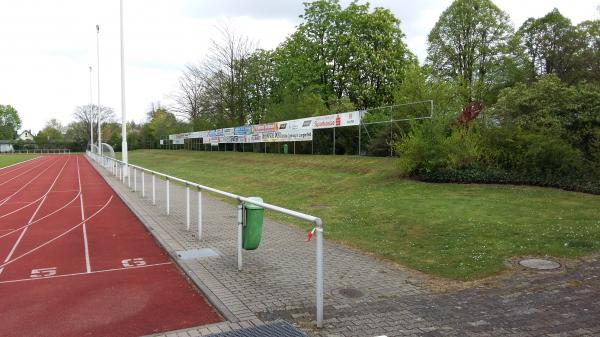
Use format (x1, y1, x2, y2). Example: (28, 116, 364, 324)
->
(89, 66, 93, 151)
(96, 24, 102, 156)
(120, 0, 128, 177)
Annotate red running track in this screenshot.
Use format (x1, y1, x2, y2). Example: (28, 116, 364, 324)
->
(0, 155, 222, 337)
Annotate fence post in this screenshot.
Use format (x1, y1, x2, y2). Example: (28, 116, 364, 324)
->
(128, 166, 131, 188)
(197, 187, 202, 239)
(152, 174, 156, 205)
(186, 183, 190, 230)
(166, 178, 170, 215)
(133, 168, 137, 192)
(142, 171, 145, 197)
(315, 218, 324, 328)
(237, 202, 243, 271)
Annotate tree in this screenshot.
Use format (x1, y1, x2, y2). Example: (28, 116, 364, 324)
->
(35, 119, 65, 145)
(274, 0, 412, 109)
(172, 65, 203, 127)
(491, 75, 600, 162)
(0, 105, 22, 139)
(72, 104, 116, 145)
(575, 19, 600, 83)
(145, 106, 185, 145)
(517, 9, 586, 83)
(427, 0, 513, 103)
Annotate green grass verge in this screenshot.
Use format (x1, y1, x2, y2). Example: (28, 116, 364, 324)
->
(0, 154, 38, 169)
(120, 150, 600, 280)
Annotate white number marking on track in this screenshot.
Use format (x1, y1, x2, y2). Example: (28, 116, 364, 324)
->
(30, 267, 57, 278)
(121, 258, 146, 268)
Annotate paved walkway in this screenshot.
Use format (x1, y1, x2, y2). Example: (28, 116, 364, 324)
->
(91, 159, 600, 337)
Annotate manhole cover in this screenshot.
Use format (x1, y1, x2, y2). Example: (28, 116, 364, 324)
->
(337, 288, 364, 299)
(176, 248, 218, 260)
(519, 258, 560, 270)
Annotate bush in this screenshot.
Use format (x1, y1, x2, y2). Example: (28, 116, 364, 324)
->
(395, 117, 481, 175)
(395, 118, 597, 194)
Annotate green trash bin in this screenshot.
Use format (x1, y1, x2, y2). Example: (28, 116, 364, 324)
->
(243, 197, 264, 250)
(283, 143, 288, 154)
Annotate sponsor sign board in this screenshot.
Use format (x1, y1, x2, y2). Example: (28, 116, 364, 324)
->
(312, 111, 361, 129)
(252, 123, 278, 133)
(173, 139, 184, 145)
(223, 128, 235, 137)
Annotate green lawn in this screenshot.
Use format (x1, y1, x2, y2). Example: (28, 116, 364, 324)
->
(0, 154, 38, 169)
(121, 150, 600, 280)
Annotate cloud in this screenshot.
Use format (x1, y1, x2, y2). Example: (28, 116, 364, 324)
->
(184, 0, 304, 21)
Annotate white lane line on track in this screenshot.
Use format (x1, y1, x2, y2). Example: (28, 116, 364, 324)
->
(76, 156, 91, 273)
(0, 157, 71, 276)
(0, 156, 41, 178)
(0, 262, 172, 285)
(0, 195, 113, 270)
(0, 156, 53, 187)
(0, 196, 47, 274)
(0, 156, 62, 208)
(0, 161, 80, 240)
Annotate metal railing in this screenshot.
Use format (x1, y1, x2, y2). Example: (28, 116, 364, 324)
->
(86, 151, 325, 328)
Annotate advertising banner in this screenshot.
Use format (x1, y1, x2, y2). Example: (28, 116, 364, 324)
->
(312, 111, 361, 129)
(168, 109, 362, 144)
(223, 128, 235, 137)
(172, 139, 184, 145)
(234, 126, 251, 135)
(252, 123, 278, 133)
(261, 129, 313, 142)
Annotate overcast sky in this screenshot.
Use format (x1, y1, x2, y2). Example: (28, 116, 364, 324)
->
(1, 0, 598, 133)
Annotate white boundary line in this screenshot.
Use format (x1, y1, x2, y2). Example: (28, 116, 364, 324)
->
(0, 262, 172, 285)
(76, 156, 91, 273)
(0, 195, 113, 270)
(0, 157, 71, 276)
(0, 156, 41, 177)
(0, 156, 63, 208)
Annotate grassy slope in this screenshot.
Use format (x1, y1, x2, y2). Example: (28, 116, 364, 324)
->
(124, 150, 600, 280)
(0, 154, 37, 169)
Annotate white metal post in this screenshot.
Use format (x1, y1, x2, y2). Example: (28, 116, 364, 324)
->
(237, 203, 243, 271)
(89, 66, 93, 151)
(128, 167, 131, 188)
(141, 171, 145, 197)
(186, 184, 190, 230)
(315, 222, 324, 328)
(197, 187, 202, 239)
(120, 0, 128, 177)
(133, 168, 137, 192)
(96, 24, 101, 156)
(152, 174, 156, 205)
(166, 178, 170, 215)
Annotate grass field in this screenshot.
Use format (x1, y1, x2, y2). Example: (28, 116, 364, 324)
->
(0, 154, 38, 169)
(122, 150, 600, 280)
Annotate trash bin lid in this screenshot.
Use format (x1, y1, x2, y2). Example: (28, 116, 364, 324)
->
(245, 197, 263, 210)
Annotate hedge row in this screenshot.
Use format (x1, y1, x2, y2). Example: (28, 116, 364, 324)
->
(415, 167, 600, 195)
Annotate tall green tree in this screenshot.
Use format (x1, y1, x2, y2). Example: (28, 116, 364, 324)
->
(426, 0, 513, 103)
(517, 9, 586, 83)
(0, 105, 22, 140)
(575, 19, 600, 83)
(274, 0, 412, 110)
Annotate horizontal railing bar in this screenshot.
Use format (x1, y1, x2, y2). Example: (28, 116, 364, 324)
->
(100, 155, 321, 227)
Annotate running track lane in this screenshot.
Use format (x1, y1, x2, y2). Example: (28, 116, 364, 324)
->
(0, 155, 222, 337)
